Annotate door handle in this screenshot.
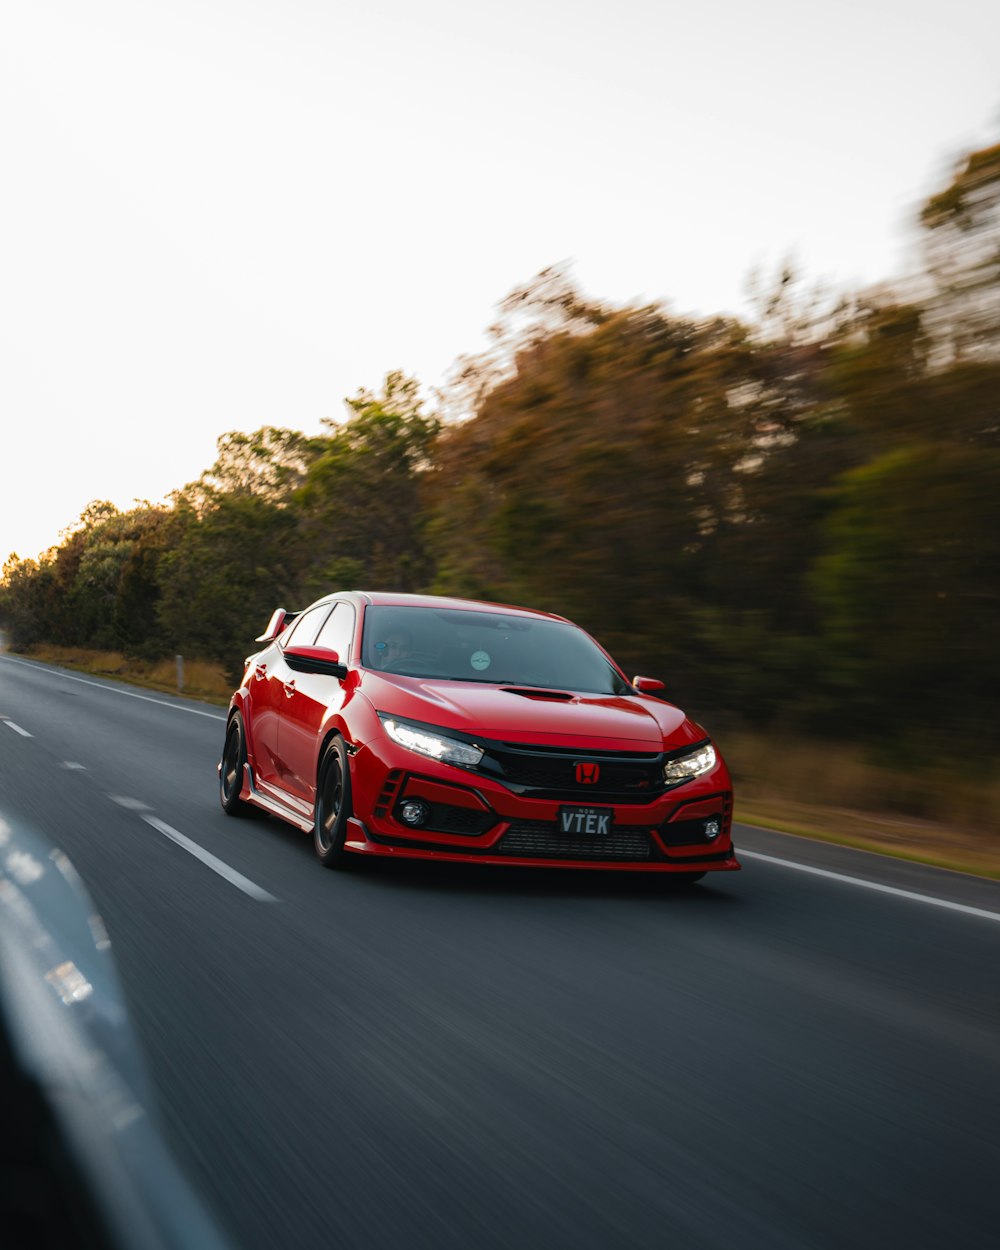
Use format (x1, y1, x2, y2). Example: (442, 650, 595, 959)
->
(283, 680, 296, 699)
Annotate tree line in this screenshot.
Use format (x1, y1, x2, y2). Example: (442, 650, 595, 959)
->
(3, 142, 999, 758)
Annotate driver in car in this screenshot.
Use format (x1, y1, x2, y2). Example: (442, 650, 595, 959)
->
(373, 630, 413, 670)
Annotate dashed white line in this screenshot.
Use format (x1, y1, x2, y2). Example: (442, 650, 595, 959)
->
(0, 655, 226, 720)
(2, 720, 33, 737)
(142, 816, 277, 903)
(739, 849, 1000, 924)
(61, 761, 87, 770)
(108, 795, 152, 811)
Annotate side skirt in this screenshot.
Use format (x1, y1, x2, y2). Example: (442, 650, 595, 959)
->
(243, 764, 315, 833)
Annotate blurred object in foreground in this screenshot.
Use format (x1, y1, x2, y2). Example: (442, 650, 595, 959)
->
(0, 810, 235, 1250)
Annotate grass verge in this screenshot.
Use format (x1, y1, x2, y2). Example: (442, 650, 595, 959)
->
(14, 644, 232, 705)
(725, 730, 1000, 879)
(735, 798, 1000, 880)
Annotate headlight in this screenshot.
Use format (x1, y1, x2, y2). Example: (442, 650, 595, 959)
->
(380, 717, 484, 767)
(663, 742, 716, 784)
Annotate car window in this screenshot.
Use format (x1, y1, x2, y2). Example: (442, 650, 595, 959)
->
(314, 602, 355, 661)
(279, 605, 331, 649)
(361, 605, 630, 694)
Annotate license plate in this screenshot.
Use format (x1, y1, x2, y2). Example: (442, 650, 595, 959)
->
(558, 806, 614, 836)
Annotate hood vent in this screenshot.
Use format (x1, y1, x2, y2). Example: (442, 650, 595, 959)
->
(501, 687, 575, 702)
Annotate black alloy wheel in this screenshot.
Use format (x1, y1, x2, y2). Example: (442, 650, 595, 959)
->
(220, 713, 249, 815)
(314, 736, 357, 869)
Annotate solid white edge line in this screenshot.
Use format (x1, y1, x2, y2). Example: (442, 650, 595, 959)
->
(0, 655, 226, 720)
(142, 816, 278, 903)
(3, 720, 33, 737)
(739, 849, 1000, 923)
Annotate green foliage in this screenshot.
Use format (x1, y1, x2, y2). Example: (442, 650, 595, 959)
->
(295, 371, 440, 591)
(921, 141, 1000, 360)
(810, 442, 1000, 744)
(197, 426, 326, 504)
(428, 289, 823, 713)
(156, 494, 298, 680)
(0, 554, 55, 647)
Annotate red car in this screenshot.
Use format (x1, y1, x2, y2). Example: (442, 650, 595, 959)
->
(219, 592, 740, 880)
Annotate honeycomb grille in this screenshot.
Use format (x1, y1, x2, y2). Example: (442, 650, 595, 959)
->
(497, 821, 653, 861)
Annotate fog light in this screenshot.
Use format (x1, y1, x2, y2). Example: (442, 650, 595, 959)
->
(704, 818, 721, 840)
(398, 800, 430, 827)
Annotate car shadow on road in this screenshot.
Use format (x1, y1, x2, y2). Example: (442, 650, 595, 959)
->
(348, 856, 745, 906)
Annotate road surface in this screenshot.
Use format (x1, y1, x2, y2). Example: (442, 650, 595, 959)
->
(1, 653, 998, 1249)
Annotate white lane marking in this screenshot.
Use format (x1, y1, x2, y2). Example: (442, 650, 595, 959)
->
(739, 849, 1000, 924)
(0, 656, 226, 720)
(3, 720, 33, 737)
(142, 816, 277, 903)
(62, 761, 86, 770)
(109, 795, 152, 810)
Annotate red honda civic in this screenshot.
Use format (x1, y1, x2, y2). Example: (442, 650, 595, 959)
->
(219, 591, 740, 880)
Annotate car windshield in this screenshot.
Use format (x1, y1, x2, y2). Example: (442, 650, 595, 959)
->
(362, 606, 631, 695)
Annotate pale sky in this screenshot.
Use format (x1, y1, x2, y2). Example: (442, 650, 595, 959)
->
(3, 0, 998, 562)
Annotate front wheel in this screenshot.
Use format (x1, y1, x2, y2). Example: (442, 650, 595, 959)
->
(314, 737, 357, 870)
(220, 713, 249, 816)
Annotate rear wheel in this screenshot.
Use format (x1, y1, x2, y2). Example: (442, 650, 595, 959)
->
(314, 737, 357, 870)
(220, 713, 249, 815)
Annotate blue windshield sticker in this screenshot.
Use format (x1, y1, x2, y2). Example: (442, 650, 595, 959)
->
(471, 650, 491, 671)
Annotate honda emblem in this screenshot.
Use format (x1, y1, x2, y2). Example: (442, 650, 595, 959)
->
(575, 762, 600, 784)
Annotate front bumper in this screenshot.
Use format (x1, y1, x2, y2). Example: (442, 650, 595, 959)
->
(343, 817, 739, 872)
(346, 740, 740, 873)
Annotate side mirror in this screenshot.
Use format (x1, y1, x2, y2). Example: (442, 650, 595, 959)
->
(632, 675, 665, 694)
(284, 645, 348, 680)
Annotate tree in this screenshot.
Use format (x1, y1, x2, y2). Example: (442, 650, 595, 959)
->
(294, 372, 440, 595)
(156, 494, 298, 678)
(0, 554, 55, 647)
(196, 426, 325, 503)
(810, 442, 1000, 749)
(921, 140, 1000, 362)
(429, 271, 825, 709)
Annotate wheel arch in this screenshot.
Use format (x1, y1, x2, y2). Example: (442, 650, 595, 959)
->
(316, 718, 353, 785)
(225, 692, 258, 772)
(314, 694, 381, 786)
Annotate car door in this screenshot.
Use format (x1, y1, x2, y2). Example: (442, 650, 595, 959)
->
(278, 601, 357, 808)
(252, 605, 331, 796)
(246, 639, 287, 788)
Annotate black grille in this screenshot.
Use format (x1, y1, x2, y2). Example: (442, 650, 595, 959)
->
(497, 821, 653, 861)
(483, 747, 664, 799)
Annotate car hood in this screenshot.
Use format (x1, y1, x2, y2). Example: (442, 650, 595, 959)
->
(362, 673, 705, 751)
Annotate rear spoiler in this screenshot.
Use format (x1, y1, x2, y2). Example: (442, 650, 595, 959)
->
(255, 608, 299, 644)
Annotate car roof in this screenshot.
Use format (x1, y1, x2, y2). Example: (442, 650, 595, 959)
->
(314, 590, 570, 623)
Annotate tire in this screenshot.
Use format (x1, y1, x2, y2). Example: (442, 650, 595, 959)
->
(220, 712, 249, 816)
(314, 737, 357, 870)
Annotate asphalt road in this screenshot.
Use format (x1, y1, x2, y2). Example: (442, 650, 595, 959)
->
(2, 652, 999, 1250)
